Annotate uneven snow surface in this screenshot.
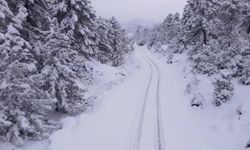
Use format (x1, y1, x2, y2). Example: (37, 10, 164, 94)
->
(2, 46, 250, 150)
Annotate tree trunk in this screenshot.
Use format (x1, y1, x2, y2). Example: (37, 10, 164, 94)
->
(247, 22, 250, 34)
(202, 29, 207, 45)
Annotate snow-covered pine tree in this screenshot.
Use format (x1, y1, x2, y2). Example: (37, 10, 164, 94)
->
(0, 0, 133, 145)
(238, 0, 250, 34)
(95, 17, 114, 64)
(161, 13, 181, 44)
(96, 17, 132, 66)
(160, 13, 183, 53)
(108, 17, 131, 66)
(212, 0, 250, 85)
(50, 0, 98, 57)
(179, 0, 250, 105)
(235, 0, 250, 85)
(0, 1, 60, 146)
(181, 0, 221, 46)
(35, 17, 90, 113)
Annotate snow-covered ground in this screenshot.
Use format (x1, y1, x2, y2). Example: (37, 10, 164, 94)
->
(155, 46, 250, 150)
(2, 45, 250, 150)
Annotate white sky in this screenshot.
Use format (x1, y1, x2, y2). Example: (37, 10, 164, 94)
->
(91, 0, 187, 23)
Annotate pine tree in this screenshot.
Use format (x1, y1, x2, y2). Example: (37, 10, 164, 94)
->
(181, 0, 221, 45)
(0, 1, 60, 146)
(238, 0, 250, 34)
(0, 0, 132, 145)
(161, 13, 181, 43)
(37, 18, 90, 113)
(96, 17, 132, 66)
(108, 17, 130, 66)
(95, 17, 114, 64)
(51, 0, 98, 56)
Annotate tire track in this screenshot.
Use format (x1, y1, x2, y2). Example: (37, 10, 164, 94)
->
(133, 56, 154, 150)
(147, 57, 165, 150)
(132, 54, 165, 150)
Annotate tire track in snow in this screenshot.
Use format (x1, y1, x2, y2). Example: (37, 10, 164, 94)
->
(147, 57, 165, 150)
(133, 53, 165, 150)
(132, 56, 154, 150)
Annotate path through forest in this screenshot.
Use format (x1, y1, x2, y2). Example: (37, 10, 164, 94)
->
(45, 45, 212, 150)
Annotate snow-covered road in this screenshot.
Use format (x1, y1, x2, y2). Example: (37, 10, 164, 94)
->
(132, 52, 165, 150)
(2, 46, 249, 150)
(45, 45, 211, 150)
(48, 46, 168, 150)
(46, 46, 209, 150)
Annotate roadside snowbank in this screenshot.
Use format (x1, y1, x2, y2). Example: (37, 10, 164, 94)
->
(155, 45, 250, 150)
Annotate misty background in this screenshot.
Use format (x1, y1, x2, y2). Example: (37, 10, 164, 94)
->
(92, 0, 187, 23)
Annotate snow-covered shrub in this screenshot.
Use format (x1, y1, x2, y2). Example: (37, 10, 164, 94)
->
(0, 106, 61, 146)
(191, 93, 204, 107)
(185, 76, 205, 108)
(188, 44, 218, 75)
(168, 40, 185, 54)
(237, 58, 250, 85)
(246, 140, 250, 149)
(239, 68, 250, 85)
(188, 38, 241, 77)
(213, 75, 234, 106)
(235, 47, 250, 85)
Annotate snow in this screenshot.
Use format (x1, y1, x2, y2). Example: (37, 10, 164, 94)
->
(72, 14, 78, 22)
(0, 12, 5, 19)
(44, 46, 212, 150)
(70, 0, 76, 5)
(83, 51, 140, 102)
(0, 80, 7, 89)
(2, 45, 250, 150)
(46, 48, 149, 150)
(57, 1, 67, 12)
(157, 46, 250, 150)
(0, 33, 4, 40)
(0, 48, 139, 150)
(7, 25, 19, 35)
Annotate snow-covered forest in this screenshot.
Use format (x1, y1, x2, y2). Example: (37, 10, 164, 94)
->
(1, 0, 250, 150)
(135, 0, 250, 106)
(0, 0, 133, 146)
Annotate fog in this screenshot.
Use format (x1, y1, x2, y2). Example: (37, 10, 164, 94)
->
(92, 0, 187, 23)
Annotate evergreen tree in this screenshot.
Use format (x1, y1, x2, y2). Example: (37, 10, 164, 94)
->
(51, 0, 98, 56)
(181, 0, 221, 45)
(0, 0, 132, 145)
(35, 18, 90, 113)
(238, 0, 250, 34)
(0, 1, 60, 146)
(96, 17, 132, 66)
